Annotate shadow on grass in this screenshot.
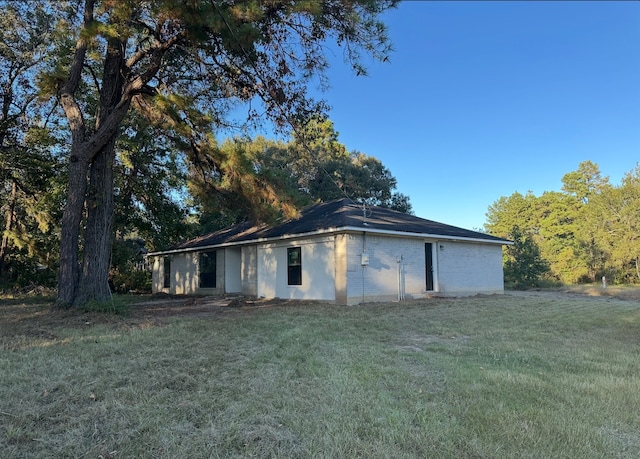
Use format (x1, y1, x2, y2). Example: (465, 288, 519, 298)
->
(0, 293, 304, 351)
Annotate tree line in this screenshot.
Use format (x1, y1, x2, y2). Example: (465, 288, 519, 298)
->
(0, 0, 405, 304)
(485, 161, 640, 286)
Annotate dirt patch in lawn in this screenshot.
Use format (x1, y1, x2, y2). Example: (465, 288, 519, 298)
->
(128, 294, 301, 318)
(0, 294, 301, 348)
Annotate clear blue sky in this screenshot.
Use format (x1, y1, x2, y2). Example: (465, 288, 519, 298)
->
(311, 1, 640, 230)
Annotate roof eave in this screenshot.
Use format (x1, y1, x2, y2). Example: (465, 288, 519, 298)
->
(146, 227, 346, 257)
(340, 226, 511, 245)
(146, 225, 510, 257)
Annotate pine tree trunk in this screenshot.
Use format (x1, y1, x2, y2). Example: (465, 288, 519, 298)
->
(55, 0, 94, 309)
(72, 37, 125, 307)
(56, 155, 90, 307)
(74, 140, 116, 306)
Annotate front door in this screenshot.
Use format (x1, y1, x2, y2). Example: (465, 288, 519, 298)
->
(425, 243, 434, 291)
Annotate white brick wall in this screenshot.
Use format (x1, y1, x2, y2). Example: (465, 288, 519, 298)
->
(151, 256, 163, 293)
(345, 234, 427, 304)
(171, 252, 198, 295)
(436, 241, 504, 295)
(344, 233, 504, 304)
(224, 247, 242, 293)
(242, 245, 258, 296)
(152, 250, 227, 295)
(257, 236, 336, 301)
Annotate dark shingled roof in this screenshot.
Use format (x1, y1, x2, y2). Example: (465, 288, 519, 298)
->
(162, 198, 509, 253)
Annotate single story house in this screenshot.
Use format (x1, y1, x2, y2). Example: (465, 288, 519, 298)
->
(147, 198, 511, 305)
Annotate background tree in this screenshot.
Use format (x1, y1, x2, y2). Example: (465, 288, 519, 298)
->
(485, 161, 637, 286)
(485, 191, 537, 238)
(528, 190, 597, 284)
(109, 112, 194, 292)
(561, 160, 608, 204)
(113, 113, 192, 251)
(38, 0, 397, 307)
(0, 1, 63, 287)
(504, 225, 550, 289)
(560, 160, 609, 281)
(186, 135, 305, 231)
(261, 118, 412, 212)
(593, 165, 640, 282)
(186, 117, 412, 233)
(308, 150, 412, 212)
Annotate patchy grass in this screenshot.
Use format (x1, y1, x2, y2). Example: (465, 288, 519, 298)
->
(560, 283, 640, 300)
(1, 291, 639, 458)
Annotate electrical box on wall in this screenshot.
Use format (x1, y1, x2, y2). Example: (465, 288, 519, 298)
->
(360, 252, 370, 266)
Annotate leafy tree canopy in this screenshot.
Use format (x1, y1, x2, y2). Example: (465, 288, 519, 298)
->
(486, 161, 640, 285)
(187, 117, 412, 233)
(0, 1, 63, 287)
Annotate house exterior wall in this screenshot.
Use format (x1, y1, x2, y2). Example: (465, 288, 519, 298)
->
(257, 235, 335, 301)
(344, 233, 428, 304)
(150, 232, 504, 303)
(151, 254, 192, 294)
(225, 247, 242, 293)
(171, 252, 198, 295)
(241, 245, 258, 296)
(436, 241, 504, 295)
(343, 233, 504, 304)
(151, 256, 164, 293)
(151, 250, 226, 295)
(334, 234, 348, 304)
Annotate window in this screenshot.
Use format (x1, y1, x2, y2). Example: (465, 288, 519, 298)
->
(163, 257, 171, 289)
(199, 251, 217, 288)
(287, 247, 302, 285)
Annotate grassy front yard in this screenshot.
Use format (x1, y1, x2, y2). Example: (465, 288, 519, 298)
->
(1, 291, 639, 458)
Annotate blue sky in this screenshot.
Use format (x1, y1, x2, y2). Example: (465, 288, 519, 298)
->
(310, 1, 640, 230)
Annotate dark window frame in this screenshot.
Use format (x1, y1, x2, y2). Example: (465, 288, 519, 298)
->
(425, 242, 434, 291)
(199, 250, 217, 289)
(163, 257, 171, 289)
(287, 247, 302, 286)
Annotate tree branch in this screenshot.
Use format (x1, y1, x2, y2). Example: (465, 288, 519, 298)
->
(81, 31, 183, 162)
(59, 0, 95, 153)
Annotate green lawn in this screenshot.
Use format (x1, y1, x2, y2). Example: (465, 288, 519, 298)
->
(1, 291, 639, 458)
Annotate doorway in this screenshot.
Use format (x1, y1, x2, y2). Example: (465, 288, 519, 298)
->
(425, 242, 434, 291)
